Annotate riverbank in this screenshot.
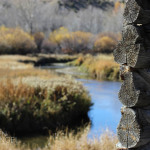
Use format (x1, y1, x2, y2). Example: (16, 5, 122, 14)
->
(69, 54, 120, 81)
(0, 55, 92, 135)
(0, 127, 117, 150)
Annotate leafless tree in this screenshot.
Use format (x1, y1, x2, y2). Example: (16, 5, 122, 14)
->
(0, 0, 124, 35)
(13, 0, 47, 34)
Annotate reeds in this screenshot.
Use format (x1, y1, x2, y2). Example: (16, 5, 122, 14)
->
(0, 55, 92, 135)
(47, 127, 117, 150)
(0, 78, 92, 135)
(71, 54, 120, 81)
(0, 128, 117, 150)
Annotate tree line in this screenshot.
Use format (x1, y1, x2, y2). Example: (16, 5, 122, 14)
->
(0, 0, 124, 35)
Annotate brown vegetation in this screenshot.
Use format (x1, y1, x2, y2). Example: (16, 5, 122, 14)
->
(0, 26, 120, 54)
(70, 54, 120, 81)
(0, 128, 118, 150)
(0, 26, 36, 54)
(0, 55, 92, 135)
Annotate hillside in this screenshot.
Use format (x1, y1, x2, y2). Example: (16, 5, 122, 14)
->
(58, 0, 114, 11)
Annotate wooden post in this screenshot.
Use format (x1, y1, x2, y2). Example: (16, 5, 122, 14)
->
(114, 0, 150, 149)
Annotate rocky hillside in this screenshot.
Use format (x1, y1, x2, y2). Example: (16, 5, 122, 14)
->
(58, 0, 114, 11)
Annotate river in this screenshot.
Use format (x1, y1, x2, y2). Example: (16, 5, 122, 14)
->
(19, 63, 122, 147)
(79, 79, 121, 138)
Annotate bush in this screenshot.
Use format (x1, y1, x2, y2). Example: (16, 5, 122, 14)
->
(94, 35, 117, 53)
(33, 32, 45, 52)
(49, 27, 93, 54)
(114, 1, 124, 13)
(0, 79, 92, 135)
(41, 39, 57, 53)
(61, 31, 93, 54)
(49, 27, 70, 48)
(70, 54, 120, 81)
(0, 26, 36, 54)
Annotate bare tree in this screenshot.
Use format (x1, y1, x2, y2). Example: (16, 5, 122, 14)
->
(0, 0, 124, 35)
(13, 0, 46, 34)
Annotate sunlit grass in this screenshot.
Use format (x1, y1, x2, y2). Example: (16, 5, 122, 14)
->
(0, 127, 118, 150)
(47, 127, 118, 150)
(0, 55, 58, 81)
(71, 54, 120, 81)
(0, 55, 34, 69)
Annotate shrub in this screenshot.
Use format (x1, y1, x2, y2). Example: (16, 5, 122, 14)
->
(49, 27, 70, 47)
(114, 1, 125, 13)
(33, 32, 45, 52)
(70, 54, 120, 81)
(49, 27, 122, 54)
(94, 35, 117, 53)
(49, 27, 93, 54)
(0, 78, 92, 135)
(61, 31, 93, 54)
(0, 26, 36, 54)
(41, 39, 57, 53)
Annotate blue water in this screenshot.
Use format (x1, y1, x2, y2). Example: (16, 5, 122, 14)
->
(77, 79, 122, 138)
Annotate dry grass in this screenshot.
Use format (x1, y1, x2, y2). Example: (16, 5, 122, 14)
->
(0, 68, 56, 81)
(46, 128, 118, 150)
(0, 128, 118, 150)
(0, 77, 92, 134)
(0, 55, 57, 81)
(0, 55, 35, 69)
(0, 130, 26, 150)
(0, 55, 118, 149)
(0, 55, 92, 134)
(71, 54, 120, 81)
(0, 79, 47, 102)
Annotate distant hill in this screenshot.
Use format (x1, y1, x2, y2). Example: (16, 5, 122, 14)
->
(58, 0, 114, 11)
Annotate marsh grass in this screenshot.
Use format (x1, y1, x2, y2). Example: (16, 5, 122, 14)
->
(0, 55, 36, 69)
(47, 128, 118, 150)
(0, 78, 92, 135)
(0, 54, 118, 149)
(70, 54, 120, 81)
(0, 55, 58, 81)
(0, 55, 92, 135)
(0, 127, 118, 150)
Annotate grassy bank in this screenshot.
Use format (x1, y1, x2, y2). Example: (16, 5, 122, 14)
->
(0, 55, 92, 135)
(70, 54, 120, 81)
(0, 127, 118, 150)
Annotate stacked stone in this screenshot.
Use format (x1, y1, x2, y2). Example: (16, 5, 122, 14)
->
(114, 0, 150, 149)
